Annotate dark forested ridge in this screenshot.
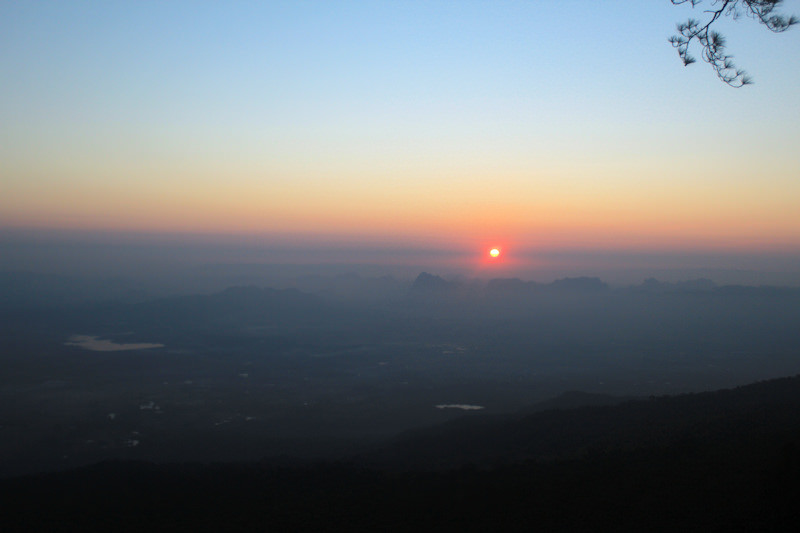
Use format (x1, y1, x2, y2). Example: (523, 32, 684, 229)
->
(362, 375, 800, 470)
(3, 375, 800, 532)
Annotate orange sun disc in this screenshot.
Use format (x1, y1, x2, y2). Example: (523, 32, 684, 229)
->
(489, 248, 500, 258)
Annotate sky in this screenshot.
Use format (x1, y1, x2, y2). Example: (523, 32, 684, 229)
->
(1, 1, 799, 279)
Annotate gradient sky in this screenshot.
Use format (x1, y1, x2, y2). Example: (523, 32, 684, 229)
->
(2, 1, 799, 273)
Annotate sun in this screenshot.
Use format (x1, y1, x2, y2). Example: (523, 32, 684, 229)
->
(489, 248, 500, 258)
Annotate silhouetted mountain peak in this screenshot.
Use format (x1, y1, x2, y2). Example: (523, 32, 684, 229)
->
(410, 272, 454, 293)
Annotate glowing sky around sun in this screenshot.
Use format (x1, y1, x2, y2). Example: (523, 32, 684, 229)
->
(1, 1, 799, 263)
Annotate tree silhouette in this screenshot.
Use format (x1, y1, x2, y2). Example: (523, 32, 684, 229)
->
(670, 0, 797, 87)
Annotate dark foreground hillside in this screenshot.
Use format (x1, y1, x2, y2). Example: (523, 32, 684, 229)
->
(3, 376, 800, 531)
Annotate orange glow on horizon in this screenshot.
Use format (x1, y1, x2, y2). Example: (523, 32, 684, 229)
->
(469, 242, 521, 276)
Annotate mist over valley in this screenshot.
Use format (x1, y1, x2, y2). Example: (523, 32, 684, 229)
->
(3, 268, 800, 479)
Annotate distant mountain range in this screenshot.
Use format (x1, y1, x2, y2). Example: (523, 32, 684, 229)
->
(410, 272, 610, 296)
(5, 268, 800, 310)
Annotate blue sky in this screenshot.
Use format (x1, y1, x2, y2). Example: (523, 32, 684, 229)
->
(1, 1, 799, 277)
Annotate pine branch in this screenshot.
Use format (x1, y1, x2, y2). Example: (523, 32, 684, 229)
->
(669, 0, 797, 86)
